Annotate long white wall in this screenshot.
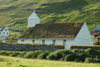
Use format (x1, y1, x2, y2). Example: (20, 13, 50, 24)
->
(18, 38, 73, 46)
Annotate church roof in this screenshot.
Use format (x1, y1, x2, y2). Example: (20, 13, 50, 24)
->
(28, 12, 40, 20)
(93, 26, 100, 31)
(20, 23, 84, 38)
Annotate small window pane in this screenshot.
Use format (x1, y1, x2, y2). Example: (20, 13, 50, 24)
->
(3, 32, 5, 34)
(22, 39, 24, 41)
(7, 32, 9, 35)
(32, 40, 35, 43)
(5, 29, 7, 31)
(63, 40, 66, 45)
(53, 40, 56, 44)
(42, 40, 45, 44)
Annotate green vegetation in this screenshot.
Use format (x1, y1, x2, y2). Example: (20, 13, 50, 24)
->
(0, 56, 100, 67)
(0, 0, 100, 34)
(64, 53, 77, 61)
(76, 53, 87, 62)
(24, 51, 43, 59)
(0, 51, 26, 57)
(85, 58, 100, 63)
(46, 49, 72, 60)
(37, 51, 49, 59)
(71, 45, 100, 50)
(1, 48, 100, 63)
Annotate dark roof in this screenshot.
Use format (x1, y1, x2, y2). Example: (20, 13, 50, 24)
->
(93, 26, 100, 31)
(20, 23, 84, 38)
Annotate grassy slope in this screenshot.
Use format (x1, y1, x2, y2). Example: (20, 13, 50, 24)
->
(0, 56, 100, 67)
(0, 0, 100, 31)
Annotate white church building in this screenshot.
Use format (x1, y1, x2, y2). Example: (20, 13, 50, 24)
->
(0, 27, 9, 40)
(18, 11, 93, 49)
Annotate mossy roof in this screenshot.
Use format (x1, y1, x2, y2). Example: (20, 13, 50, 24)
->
(20, 23, 84, 38)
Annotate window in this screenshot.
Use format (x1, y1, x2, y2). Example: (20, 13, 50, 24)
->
(5, 29, 7, 31)
(53, 40, 56, 45)
(63, 40, 66, 45)
(3, 32, 5, 34)
(7, 32, 9, 35)
(32, 40, 35, 43)
(42, 40, 45, 44)
(21, 39, 24, 42)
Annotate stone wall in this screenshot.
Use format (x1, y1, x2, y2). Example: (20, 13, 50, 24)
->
(71, 46, 100, 50)
(0, 44, 64, 52)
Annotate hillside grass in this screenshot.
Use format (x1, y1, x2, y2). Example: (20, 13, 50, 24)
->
(0, 56, 100, 67)
(0, 0, 100, 34)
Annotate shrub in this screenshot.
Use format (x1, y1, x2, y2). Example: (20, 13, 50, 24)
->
(85, 48, 100, 56)
(47, 49, 72, 60)
(18, 52, 26, 58)
(0, 51, 26, 57)
(24, 52, 35, 58)
(10, 52, 21, 57)
(75, 53, 87, 62)
(94, 42, 100, 45)
(96, 55, 100, 59)
(85, 58, 100, 63)
(54, 52, 64, 60)
(71, 49, 79, 53)
(64, 54, 77, 61)
(24, 51, 43, 59)
(0, 51, 13, 56)
(37, 52, 49, 59)
(46, 53, 57, 60)
(55, 49, 72, 55)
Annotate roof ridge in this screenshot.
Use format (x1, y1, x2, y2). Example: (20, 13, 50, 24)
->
(37, 22, 84, 25)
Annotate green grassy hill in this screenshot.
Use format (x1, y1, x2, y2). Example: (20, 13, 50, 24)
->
(0, 0, 100, 32)
(0, 56, 100, 67)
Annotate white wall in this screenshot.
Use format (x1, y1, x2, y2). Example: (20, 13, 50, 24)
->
(0, 27, 9, 40)
(18, 38, 73, 46)
(65, 40, 74, 49)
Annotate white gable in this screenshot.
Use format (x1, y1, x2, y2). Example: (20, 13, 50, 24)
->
(65, 23, 93, 49)
(74, 22, 93, 45)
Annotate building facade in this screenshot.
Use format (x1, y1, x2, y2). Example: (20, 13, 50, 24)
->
(92, 26, 100, 43)
(18, 11, 93, 49)
(0, 27, 9, 40)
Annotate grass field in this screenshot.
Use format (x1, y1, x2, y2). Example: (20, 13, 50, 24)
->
(0, 0, 100, 32)
(0, 56, 100, 67)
